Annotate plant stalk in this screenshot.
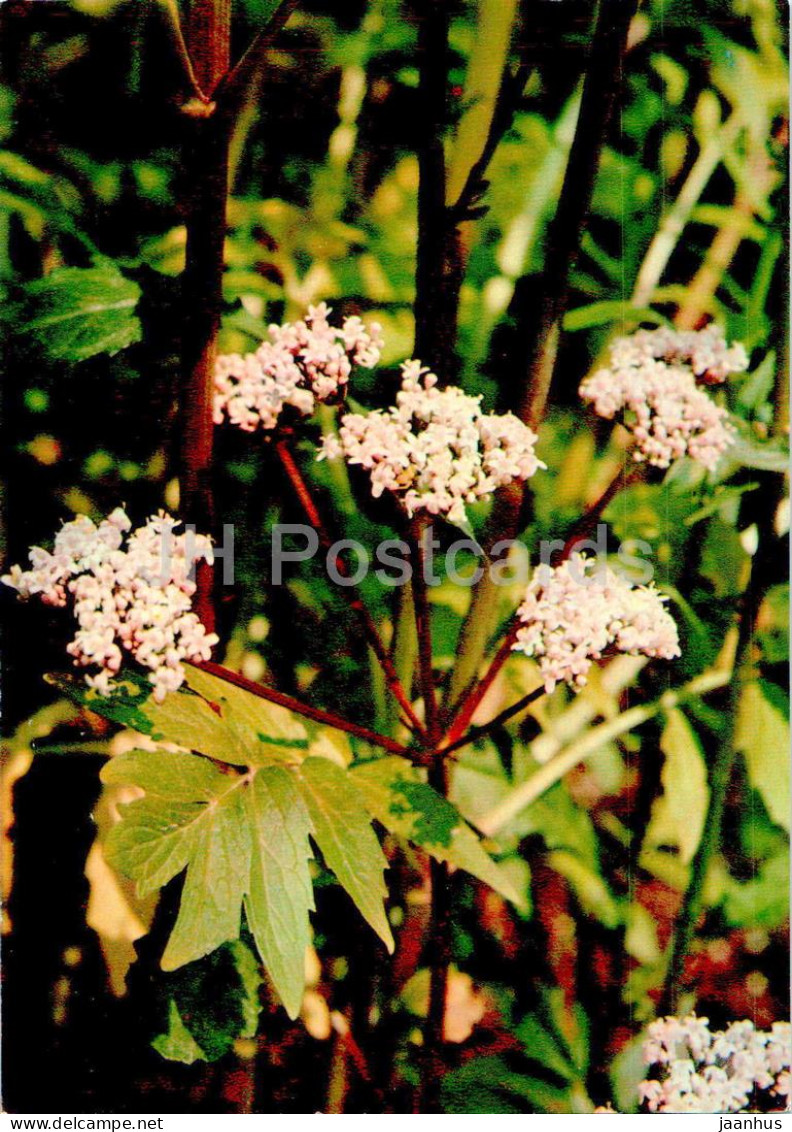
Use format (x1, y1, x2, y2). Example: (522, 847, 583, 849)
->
(658, 483, 781, 1014)
(180, 0, 232, 632)
(447, 0, 638, 719)
(413, 0, 454, 373)
(193, 660, 409, 756)
(275, 439, 425, 736)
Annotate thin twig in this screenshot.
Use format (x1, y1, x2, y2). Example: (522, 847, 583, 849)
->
(631, 114, 742, 308)
(439, 683, 545, 757)
(477, 670, 731, 838)
(561, 463, 646, 557)
(156, 0, 209, 105)
(275, 439, 425, 737)
(448, 60, 532, 224)
(408, 519, 440, 750)
(445, 459, 643, 744)
(191, 660, 410, 757)
(408, 515, 448, 1113)
(214, 0, 301, 123)
(446, 0, 638, 724)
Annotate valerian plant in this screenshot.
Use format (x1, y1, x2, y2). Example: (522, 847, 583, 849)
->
(1, 0, 788, 1116)
(3, 308, 769, 1095)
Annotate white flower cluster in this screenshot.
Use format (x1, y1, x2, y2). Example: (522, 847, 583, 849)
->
(639, 1015, 791, 1114)
(319, 361, 544, 524)
(610, 325, 749, 383)
(213, 302, 383, 432)
(2, 509, 218, 702)
(580, 325, 748, 471)
(512, 554, 680, 692)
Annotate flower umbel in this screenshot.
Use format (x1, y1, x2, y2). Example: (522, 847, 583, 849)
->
(320, 360, 544, 524)
(213, 302, 383, 433)
(639, 1015, 791, 1113)
(2, 509, 218, 701)
(579, 325, 747, 471)
(512, 554, 680, 692)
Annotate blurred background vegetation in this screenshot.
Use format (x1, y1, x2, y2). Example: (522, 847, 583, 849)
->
(0, 0, 788, 1114)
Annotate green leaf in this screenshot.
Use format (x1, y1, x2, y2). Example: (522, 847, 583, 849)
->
(562, 301, 665, 332)
(9, 261, 141, 361)
(244, 767, 315, 1019)
(297, 756, 393, 951)
(351, 755, 524, 907)
(183, 666, 309, 763)
(102, 748, 246, 915)
(515, 1016, 576, 1081)
(547, 850, 621, 929)
(101, 747, 228, 801)
(647, 709, 709, 865)
(152, 940, 263, 1064)
(55, 666, 308, 768)
(162, 786, 250, 970)
(735, 681, 790, 832)
(152, 999, 205, 1064)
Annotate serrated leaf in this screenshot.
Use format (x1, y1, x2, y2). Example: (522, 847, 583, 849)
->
(152, 940, 263, 1064)
(101, 748, 225, 801)
(162, 786, 251, 969)
(104, 750, 246, 907)
(648, 709, 709, 865)
(56, 666, 306, 768)
(245, 767, 314, 1019)
(10, 261, 141, 361)
(297, 756, 393, 951)
(52, 670, 244, 764)
(735, 681, 790, 831)
(351, 755, 524, 907)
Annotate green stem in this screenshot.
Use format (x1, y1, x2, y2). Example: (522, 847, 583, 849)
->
(658, 521, 777, 1014)
(477, 670, 730, 838)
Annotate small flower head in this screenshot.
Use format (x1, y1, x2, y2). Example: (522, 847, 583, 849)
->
(512, 554, 680, 692)
(319, 360, 544, 524)
(579, 325, 746, 471)
(639, 1015, 791, 1113)
(2, 510, 218, 701)
(213, 303, 383, 433)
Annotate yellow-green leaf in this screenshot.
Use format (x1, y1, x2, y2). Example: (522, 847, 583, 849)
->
(735, 681, 790, 831)
(297, 757, 393, 951)
(351, 755, 524, 907)
(648, 709, 710, 865)
(244, 767, 315, 1018)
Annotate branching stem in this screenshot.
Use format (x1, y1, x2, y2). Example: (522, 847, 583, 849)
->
(275, 439, 425, 737)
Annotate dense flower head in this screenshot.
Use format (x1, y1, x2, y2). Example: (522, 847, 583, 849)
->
(609, 325, 749, 383)
(579, 325, 747, 471)
(319, 360, 544, 523)
(512, 554, 680, 692)
(213, 302, 383, 432)
(639, 1015, 791, 1113)
(2, 509, 218, 702)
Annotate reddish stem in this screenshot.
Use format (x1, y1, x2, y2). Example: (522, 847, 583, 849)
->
(192, 660, 409, 757)
(444, 461, 644, 745)
(407, 519, 440, 752)
(275, 439, 425, 737)
(180, 0, 233, 633)
(440, 683, 545, 757)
